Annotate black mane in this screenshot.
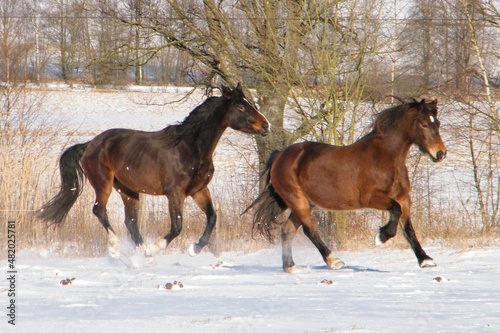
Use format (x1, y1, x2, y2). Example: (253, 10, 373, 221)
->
(161, 96, 220, 147)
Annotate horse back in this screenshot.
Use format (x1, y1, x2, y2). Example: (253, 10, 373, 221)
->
(82, 128, 196, 195)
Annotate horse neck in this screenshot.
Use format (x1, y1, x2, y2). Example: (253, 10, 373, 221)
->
(374, 128, 413, 164)
(190, 104, 229, 161)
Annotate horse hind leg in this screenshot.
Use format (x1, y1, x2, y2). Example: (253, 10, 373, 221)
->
(114, 180, 145, 246)
(281, 213, 301, 273)
(286, 205, 344, 272)
(84, 164, 121, 258)
(302, 216, 345, 270)
(92, 191, 121, 258)
(114, 182, 156, 264)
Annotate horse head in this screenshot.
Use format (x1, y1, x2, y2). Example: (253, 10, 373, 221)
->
(221, 83, 270, 136)
(412, 99, 447, 162)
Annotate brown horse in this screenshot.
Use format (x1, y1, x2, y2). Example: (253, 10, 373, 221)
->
(39, 83, 270, 261)
(244, 99, 446, 272)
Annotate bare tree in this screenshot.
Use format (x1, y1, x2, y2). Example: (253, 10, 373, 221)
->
(458, 0, 499, 233)
(0, 0, 34, 83)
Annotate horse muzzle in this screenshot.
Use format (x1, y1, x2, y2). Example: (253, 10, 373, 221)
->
(257, 121, 271, 136)
(431, 149, 446, 162)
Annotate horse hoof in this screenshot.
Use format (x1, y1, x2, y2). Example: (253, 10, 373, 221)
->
(188, 243, 199, 257)
(145, 255, 157, 266)
(325, 253, 345, 269)
(136, 245, 157, 266)
(108, 231, 121, 258)
(326, 255, 345, 270)
(375, 233, 383, 246)
(420, 259, 437, 268)
(284, 265, 302, 273)
(149, 239, 167, 254)
(108, 247, 120, 259)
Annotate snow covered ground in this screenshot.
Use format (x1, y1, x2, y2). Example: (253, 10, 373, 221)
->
(2, 245, 500, 332)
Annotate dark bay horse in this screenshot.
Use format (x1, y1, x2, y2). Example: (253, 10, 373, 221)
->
(39, 83, 270, 261)
(244, 99, 446, 272)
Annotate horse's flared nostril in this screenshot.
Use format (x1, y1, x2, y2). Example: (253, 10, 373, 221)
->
(260, 121, 270, 135)
(436, 150, 445, 161)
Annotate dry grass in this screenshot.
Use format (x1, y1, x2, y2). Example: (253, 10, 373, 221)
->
(3, 155, 496, 259)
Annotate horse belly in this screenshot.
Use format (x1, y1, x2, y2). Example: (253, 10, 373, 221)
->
(114, 168, 166, 195)
(303, 179, 361, 211)
(299, 158, 363, 211)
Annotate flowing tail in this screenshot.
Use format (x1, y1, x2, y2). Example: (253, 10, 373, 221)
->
(242, 150, 288, 243)
(38, 142, 89, 225)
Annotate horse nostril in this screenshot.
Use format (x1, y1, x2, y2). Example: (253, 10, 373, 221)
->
(261, 121, 270, 133)
(436, 151, 444, 161)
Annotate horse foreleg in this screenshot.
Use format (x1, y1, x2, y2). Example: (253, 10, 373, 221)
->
(117, 190, 144, 247)
(376, 200, 402, 245)
(402, 218, 436, 268)
(150, 194, 184, 254)
(190, 187, 216, 256)
(117, 190, 156, 264)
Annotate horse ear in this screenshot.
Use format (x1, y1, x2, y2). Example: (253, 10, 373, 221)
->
(429, 99, 438, 114)
(221, 84, 232, 98)
(236, 82, 243, 92)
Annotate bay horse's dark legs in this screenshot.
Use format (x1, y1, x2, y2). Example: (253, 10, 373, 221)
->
(117, 191, 144, 246)
(117, 189, 156, 264)
(284, 208, 344, 272)
(151, 193, 184, 253)
(377, 199, 436, 267)
(301, 219, 345, 270)
(91, 186, 121, 258)
(190, 187, 217, 255)
(114, 179, 144, 247)
(83, 155, 123, 258)
(376, 200, 401, 244)
(402, 218, 436, 267)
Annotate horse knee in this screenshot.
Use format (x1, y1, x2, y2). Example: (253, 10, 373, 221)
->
(380, 223, 397, 237)
(378, 201, 401, 243)
(378, 224, 397, 243)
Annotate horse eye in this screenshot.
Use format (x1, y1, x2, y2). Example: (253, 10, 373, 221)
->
(237, 105, 245, 112)
(421, 122, 429, 128)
